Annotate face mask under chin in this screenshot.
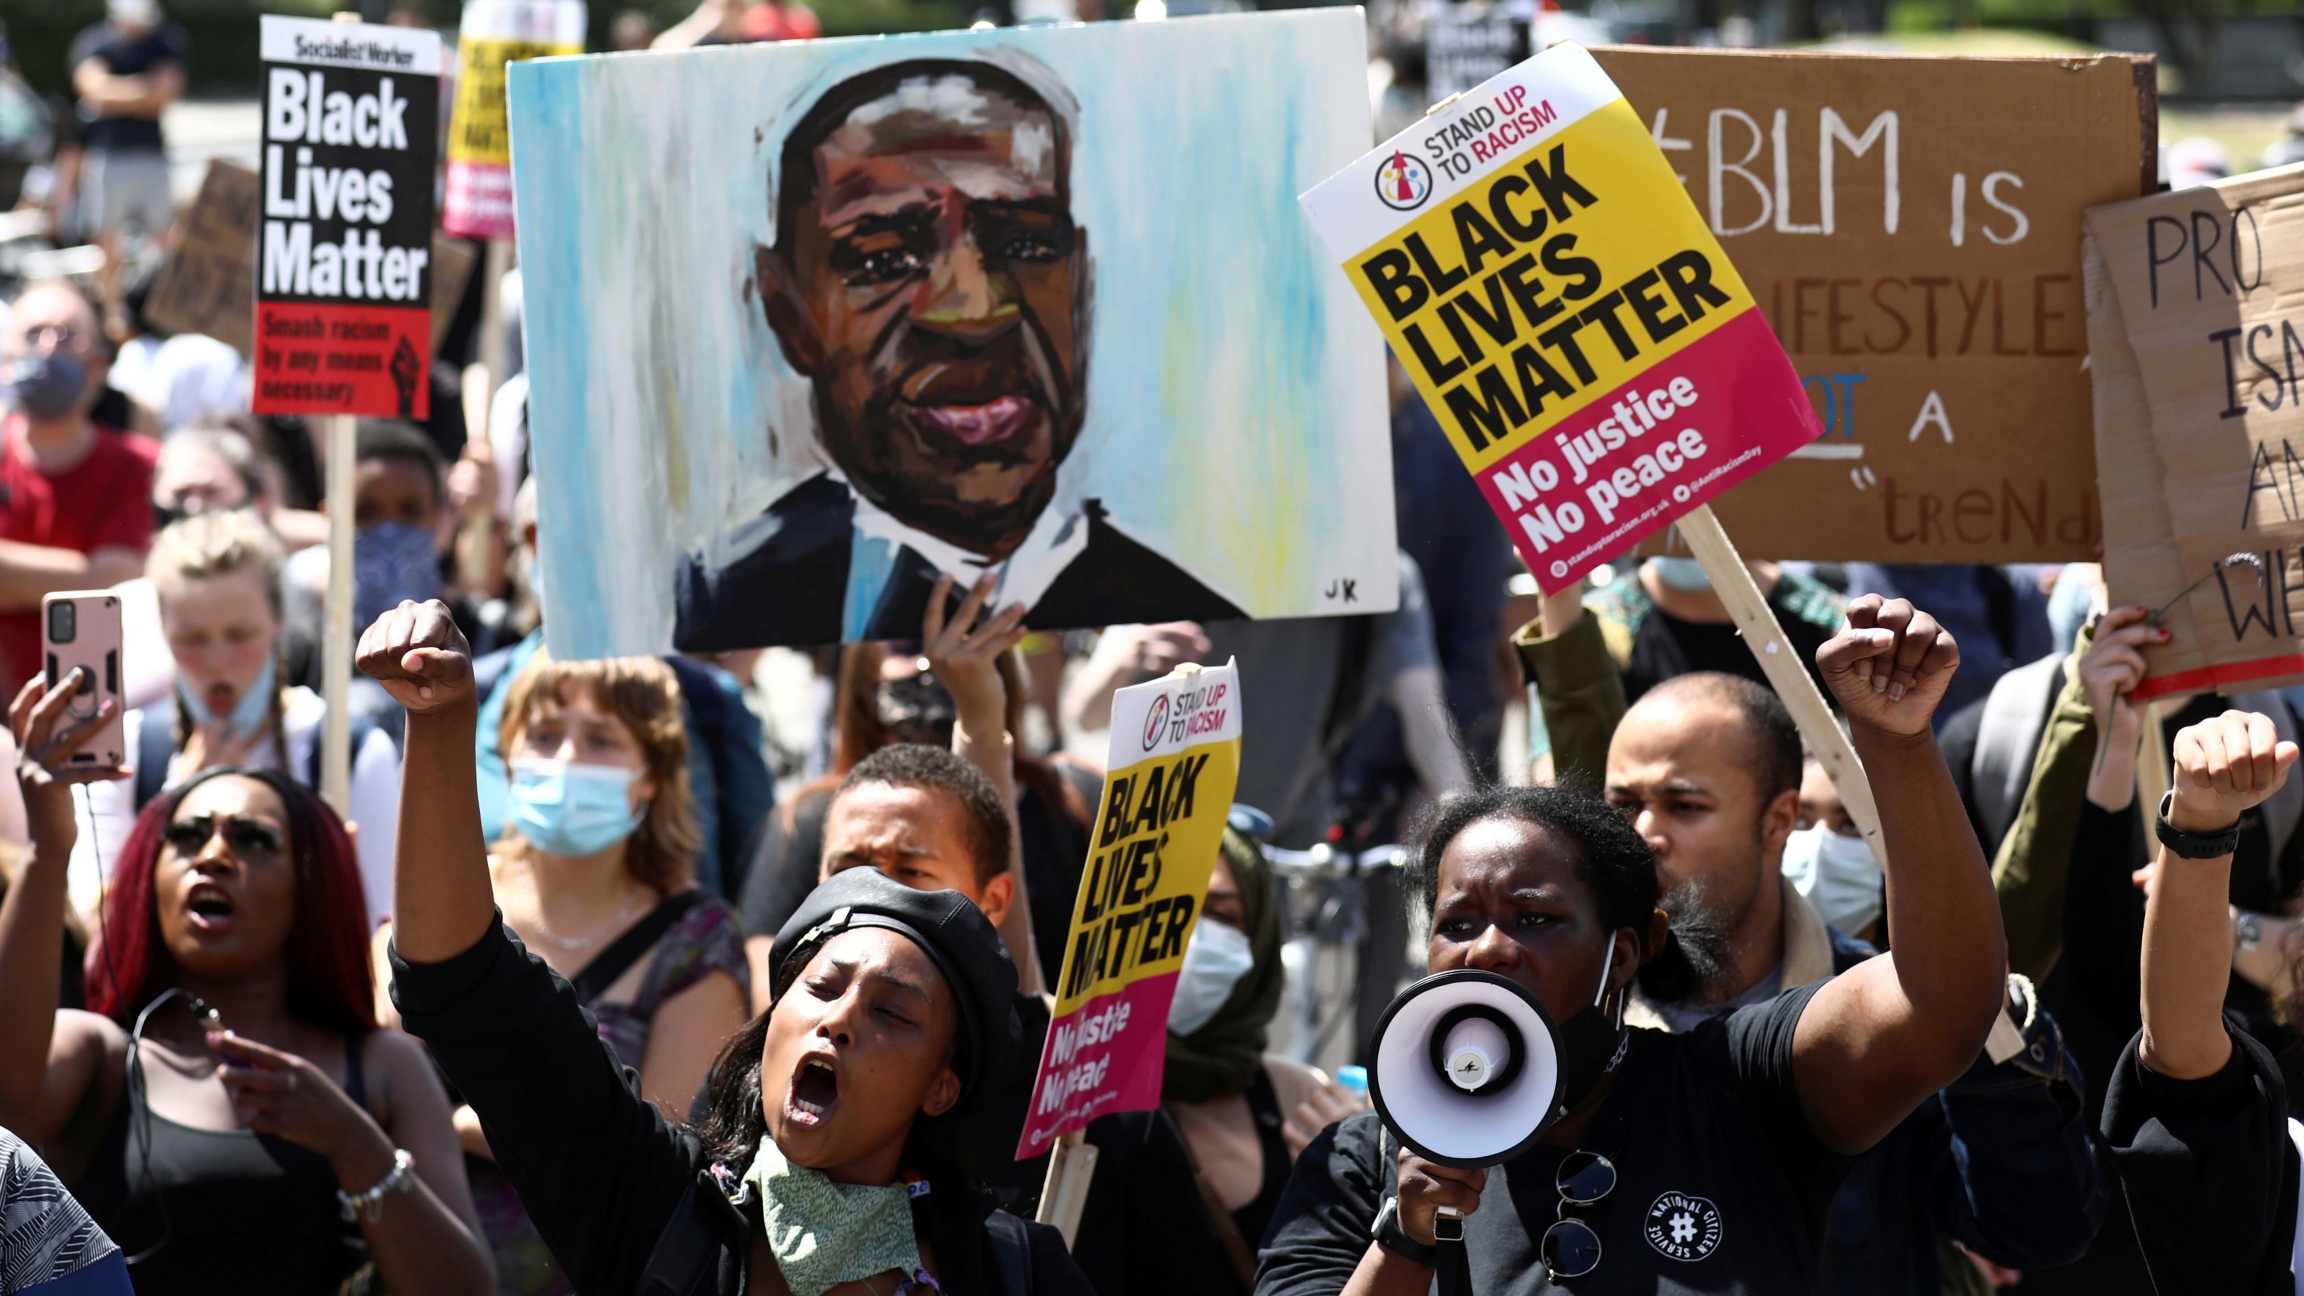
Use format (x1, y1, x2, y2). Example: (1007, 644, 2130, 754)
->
(1552, 939, 1630, 1117)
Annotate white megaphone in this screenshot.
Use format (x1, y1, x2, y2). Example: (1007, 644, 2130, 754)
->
(1367, 969, 1564, 1169)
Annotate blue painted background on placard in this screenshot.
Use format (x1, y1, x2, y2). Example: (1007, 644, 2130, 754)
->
(509, 11, 1395, 656)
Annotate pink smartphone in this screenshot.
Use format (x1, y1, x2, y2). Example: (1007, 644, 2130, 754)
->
(41, 591, 124, 769)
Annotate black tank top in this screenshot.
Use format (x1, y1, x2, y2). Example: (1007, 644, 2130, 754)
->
(1229, 1067, 1294, 1250)
(76, 1029, 373, 1293)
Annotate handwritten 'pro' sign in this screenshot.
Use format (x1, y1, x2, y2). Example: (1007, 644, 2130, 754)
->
(2086, 163, 2304, 698)
(1018, 662, 1242, 1160)
(1300, 43, 1821, 592)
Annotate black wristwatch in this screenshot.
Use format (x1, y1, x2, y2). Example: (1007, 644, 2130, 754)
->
(2156, 792, 2241, 860)
(1371, 1197, 1438, 1267)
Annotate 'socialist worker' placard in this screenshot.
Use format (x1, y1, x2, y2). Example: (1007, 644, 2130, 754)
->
(254, 15, 440, 418)
(1301, 43, 1822, 592)
(443, 0, 585, 240)
(1017, 662, 1242, 1161)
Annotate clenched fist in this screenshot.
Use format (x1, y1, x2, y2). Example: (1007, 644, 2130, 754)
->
(1816, 596, 1960, 739)
(356, 600, 475, 717)
(2168, 710, 2299, 836)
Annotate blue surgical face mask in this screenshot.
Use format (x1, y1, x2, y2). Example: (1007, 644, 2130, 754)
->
(5, 353, 88, 419)
(1167, 917, 1255, 1037)
(1781, 825, 1883, 937)
(354, 521, 440, 634)
(1648, 557, 1713, 593)
(510, 757, 644, 858)
(180, 653, 276, 740)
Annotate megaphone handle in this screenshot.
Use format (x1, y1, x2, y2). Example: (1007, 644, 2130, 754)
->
(1434, 1240, 1475, 1296)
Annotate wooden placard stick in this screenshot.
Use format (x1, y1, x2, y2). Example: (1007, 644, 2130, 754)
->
(1674, 505, 1887, 872)
(317, 8, 366, 818)
(1035, 1128, 1099, 1249)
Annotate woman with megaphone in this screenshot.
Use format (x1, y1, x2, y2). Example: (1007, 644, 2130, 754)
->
(1258, 596, 2011, 1294)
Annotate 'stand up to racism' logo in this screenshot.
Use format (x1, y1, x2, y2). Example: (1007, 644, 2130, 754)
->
(1141, 694, 1171, 751)
(1373, 150, 1432, 211)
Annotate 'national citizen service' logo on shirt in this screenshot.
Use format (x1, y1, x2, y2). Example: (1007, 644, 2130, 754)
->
(1373, 151, 1432, 211)
(1644, 1191, 1723, 1261)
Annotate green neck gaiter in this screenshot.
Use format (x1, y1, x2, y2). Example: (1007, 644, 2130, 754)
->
(742, 1138, 924, 1296)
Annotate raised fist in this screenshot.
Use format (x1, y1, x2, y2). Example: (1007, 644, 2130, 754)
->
(1816, 595, 1960, 739)
(355, 599, 475, 716)
(2168, 710, 2299, 834)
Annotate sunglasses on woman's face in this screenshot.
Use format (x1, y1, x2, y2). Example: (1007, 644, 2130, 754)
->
(164, 814, 287, 859)
(1540, 1150, 1616, 1279)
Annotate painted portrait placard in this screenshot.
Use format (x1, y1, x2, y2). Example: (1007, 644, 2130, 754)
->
(507, 12, 1397, 656)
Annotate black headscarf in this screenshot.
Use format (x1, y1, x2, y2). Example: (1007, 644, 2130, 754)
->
(1160, 826, 1284, 1104)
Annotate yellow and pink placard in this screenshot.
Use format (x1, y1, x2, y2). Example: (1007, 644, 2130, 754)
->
(1017, 662, 1241, 1160)
(1301, 43, 1821, 590)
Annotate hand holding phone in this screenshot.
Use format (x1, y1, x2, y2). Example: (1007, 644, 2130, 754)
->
(39, 592, 124, 770)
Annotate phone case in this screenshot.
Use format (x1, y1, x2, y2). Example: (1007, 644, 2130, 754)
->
(40, 592, 125, 769)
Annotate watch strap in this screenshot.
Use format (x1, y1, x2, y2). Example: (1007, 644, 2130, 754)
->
(2157, 792, 2242, 860)
(1372, 1196, 1438, 1268)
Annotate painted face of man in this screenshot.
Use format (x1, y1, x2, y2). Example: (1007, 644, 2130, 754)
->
(762, 70, 1089, 561)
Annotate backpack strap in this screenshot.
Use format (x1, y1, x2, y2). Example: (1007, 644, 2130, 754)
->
(133, 701, 175, 811)
(1161, 1105, 1258, 1294)
(983, 1209, 1036, 1296)
(569, 890, 707, 1005)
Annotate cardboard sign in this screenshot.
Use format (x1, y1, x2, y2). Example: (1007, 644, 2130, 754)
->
(1302, 43, 1822, 592)
(426, 235, 481, 353)
(1589, 47, 2154, 564)
(253, 16, 441, 418)
(145, 160, 262, 355)
(1018, 662, 1243, 1160)
(509, 14, 1397, 657)
(2085, 164, 2304, 698)
(443, 0, 585, 240)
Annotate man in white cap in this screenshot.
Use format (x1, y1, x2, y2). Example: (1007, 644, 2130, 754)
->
(68, 0, 187, 249)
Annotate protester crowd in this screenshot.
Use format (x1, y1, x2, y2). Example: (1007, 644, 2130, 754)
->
(0, 2, 2302, 1296)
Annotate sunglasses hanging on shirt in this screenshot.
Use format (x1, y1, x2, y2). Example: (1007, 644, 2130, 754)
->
(1540, 1149, 1617, 1279)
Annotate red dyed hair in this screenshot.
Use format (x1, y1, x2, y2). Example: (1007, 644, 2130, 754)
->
(85, 767, 377, 1035)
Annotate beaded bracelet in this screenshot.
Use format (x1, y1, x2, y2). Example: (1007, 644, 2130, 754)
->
(338, 1148, 416, 1224)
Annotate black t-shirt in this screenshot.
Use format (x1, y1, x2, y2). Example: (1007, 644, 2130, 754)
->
(1257, 985, 1848, 1296)
(69, 23, 189, 152)
(1623, 596, 1834, 707)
